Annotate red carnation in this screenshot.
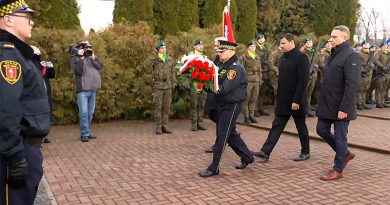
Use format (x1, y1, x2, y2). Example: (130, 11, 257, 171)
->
(197, 83, 203, 89)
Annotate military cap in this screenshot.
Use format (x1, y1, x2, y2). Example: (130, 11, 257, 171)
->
(256, 33, 264, 40)
(193, 39, 203, 46)
(304, 37, 312, 44)
(216, 40, 237, 52)
(247, 40, 256, 47)
(156, 40, 166, 50)
(361, 40, 369, 46)
(0, 0, 35, 17)
(354, 43, 362, 48)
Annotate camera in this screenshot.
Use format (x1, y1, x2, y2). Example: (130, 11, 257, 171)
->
(84, 48, 94, 58)
(68, 44, 80, 56)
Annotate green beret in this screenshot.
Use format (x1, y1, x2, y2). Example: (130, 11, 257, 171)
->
(156, 40, 166, 50)
(193, 39, 203, 46)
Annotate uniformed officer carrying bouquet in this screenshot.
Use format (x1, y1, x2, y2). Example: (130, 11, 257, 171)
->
(0, 0, 51, 204)
(199, 40, 254, 177)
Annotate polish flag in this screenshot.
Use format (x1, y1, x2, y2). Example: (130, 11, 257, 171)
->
(222, 5, 235, 43)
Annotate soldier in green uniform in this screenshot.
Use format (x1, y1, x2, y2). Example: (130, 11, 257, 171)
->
(367, 45, 377, 104)
(373, 42, 390, 108)
(267, 40, 282, 103)
(357, 41, 372, 110)
(385, 40, 390, 103)
(317, 41, 332, 84)
(255, 33, 272, 116)
(144, 41, 176, 134)
(240, 40, 262, 123)
(189, 39, 207, 131)
(300, 38, 316, 117)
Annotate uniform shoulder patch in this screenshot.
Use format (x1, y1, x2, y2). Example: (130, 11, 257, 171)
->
(227, 70, 236, 80)
(0, 60, 22, 84)
(3, 44, 15, 49)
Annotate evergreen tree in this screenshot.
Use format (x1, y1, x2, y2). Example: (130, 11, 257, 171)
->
(335, 0, 359, 36)
(278, 0, 309, 35)
(113, 0, 154, 29)
(256, 0, 283, 39)
(177, 0, 199, 32)
(203, 0, 223, 28)
(236, 0, 257, 43)
(308, 0, 337, 36)
(153, 0, 180, 37)
(29, 0, 80, 29)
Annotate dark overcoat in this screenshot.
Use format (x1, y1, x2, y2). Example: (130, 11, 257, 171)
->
(316, 41, 361, 120)
(275, 47, 309, 116)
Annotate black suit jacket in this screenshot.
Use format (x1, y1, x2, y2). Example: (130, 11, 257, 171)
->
(275, 47, 310, 116)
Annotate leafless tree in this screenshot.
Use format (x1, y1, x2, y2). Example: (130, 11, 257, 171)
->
(359, 8, 373, 42)
(371, 8, 380, 45)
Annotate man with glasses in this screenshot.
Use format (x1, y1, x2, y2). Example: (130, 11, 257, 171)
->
(0, 0, 51, 204)
(199, 40, 254, 177)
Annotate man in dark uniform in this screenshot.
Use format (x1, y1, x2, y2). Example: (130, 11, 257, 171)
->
(199, 40, 254, 177)
(251, 33, 311, 162)
(316, 25, 361, 180)
(0, 0, 51, 204)
(144, 41, 176, 135)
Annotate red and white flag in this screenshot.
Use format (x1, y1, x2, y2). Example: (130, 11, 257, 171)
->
(222, 5, 235, 43)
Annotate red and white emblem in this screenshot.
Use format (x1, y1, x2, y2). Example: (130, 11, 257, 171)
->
(0, 60, 22, 84)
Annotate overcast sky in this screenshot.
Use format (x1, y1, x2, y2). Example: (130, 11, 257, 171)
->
(78, 0, 390, 36)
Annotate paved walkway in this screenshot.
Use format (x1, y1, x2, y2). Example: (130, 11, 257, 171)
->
(35, 108, 390, 204)
(238, 107, 390, 153)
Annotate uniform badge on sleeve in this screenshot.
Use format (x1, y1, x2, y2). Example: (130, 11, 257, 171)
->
(227, 70, 236, 80)
(0, 60, 22, 84)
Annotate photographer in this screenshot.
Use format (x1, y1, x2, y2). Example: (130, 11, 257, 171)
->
(70, 40, 103, 142)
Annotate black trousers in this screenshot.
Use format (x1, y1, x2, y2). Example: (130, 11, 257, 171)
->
(261, 115, 310, 156)
(207, 103, 254, 172)
(0, 144, 43, 205)
(208, 109, 219, 148)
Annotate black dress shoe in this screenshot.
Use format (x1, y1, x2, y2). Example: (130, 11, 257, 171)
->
(293, 153, 310, 161)
(199, 169, 219, 177)
(88, 135, 97, 139)
(249, 116, 258, 123)
(251, 151, 269, 162)
(244, 116, 251, 123)
(204, 146, 215, 153)
(235, 161, 252, 169)
(156, 127, 163, 135)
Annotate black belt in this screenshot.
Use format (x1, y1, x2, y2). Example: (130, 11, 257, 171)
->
(25, 137, 43, 147)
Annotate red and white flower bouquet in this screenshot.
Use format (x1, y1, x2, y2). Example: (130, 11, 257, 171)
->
(177, 54, 219, 92)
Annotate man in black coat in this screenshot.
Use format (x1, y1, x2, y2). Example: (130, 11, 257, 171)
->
(316, 25, 361, 181)
(252, 33, 311, 162)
